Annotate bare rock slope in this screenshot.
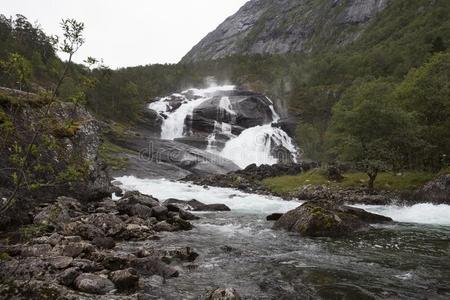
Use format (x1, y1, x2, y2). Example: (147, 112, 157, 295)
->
(182, 0, 388, 63)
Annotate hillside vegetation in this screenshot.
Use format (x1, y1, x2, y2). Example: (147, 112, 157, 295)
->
(1, 0, 449, 185)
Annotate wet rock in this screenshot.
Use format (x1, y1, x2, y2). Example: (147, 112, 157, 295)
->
(59, 267, 81, 287)
(205, 287, 241, 300)
(167, 217, 193, 231)
(93, 236, 116, 249)
(94, 252, 136, 271)
(151, 205, 169, 220)
(120, 223, 154, 240)
(266, 213, 283, 221)
(164, 199, 230, 212)
(85, 213, 125, 237)
(47, 256, 73, 269)
(154, 221, 176, 232)
(179, 209, 200, 220)
(130, 203, 153, 219)
(71, 258, 103, 272)
(74, 273, 115, 295)
(131, 257, 179, 278)
(117, 192, 160, 214)
(274, 200, 392, 237)
(165, 203, 180, 212)
(109, 268, 140, 291)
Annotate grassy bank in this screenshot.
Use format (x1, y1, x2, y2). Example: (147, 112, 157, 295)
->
(262, 169, 439, 194)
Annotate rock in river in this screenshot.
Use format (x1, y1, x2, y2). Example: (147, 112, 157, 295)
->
(274, 200, 392, 237)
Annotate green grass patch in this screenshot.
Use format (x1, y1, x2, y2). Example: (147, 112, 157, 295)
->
(263, 169, 437, 194)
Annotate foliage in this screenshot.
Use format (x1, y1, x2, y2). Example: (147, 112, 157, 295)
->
(263, 169, 436, 194)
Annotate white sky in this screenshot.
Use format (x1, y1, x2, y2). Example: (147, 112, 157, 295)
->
(2, 0, 249, 68)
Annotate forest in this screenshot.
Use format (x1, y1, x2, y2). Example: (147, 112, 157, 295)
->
(1, 7, 449, 182)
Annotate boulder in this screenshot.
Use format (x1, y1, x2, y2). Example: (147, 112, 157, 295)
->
(179, 209, 200, 220)
(74, 273, 115, 295)
(85, 213, 125, 237)
(167, 217, 193, 231)
(130, 204, 154, 219)
(151, 206, 168, 220)
(266, 213, 283, 221)
(413, 174, 450, 204)
(117, 192, 160, 214)
(131, 257, 179, 278)
(163, 199, 231, 212)
(47, 256, 73, 269)
(274, 201, 392, 237)
(59, 267, 81, 287)
(205, 287, 241, 300)
(109, 268, 140, 291)
(93, 236, 116, 249)
(62, 222, 105, 241)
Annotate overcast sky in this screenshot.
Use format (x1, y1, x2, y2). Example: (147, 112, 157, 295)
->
(2, 0, 248, 68)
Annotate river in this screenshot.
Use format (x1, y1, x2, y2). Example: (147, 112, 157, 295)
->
(115, 176, 450, 299)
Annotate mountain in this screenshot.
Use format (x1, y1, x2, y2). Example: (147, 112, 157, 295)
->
(182, 0, 388, 63)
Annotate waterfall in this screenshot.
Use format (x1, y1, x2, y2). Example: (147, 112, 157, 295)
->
(149, 85, 298, 168)
(149, 85, 235, 140)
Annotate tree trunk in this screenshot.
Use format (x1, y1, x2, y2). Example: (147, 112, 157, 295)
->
(367, 171, 378, 191)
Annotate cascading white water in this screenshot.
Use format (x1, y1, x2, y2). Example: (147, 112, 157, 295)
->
(220, 124, 298, 168)
(149, 85, 298, 168)
(149, 85, 235, 140)
(219, 97, 297, 168)
(116, 176, 450, 226)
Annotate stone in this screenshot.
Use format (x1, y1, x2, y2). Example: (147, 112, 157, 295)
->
(47, 256, 73, 269)
(266, 213, 283, 221)
(59, 267, 81, 287)
(274, 200, 392, 237)
(205, 287, 241, 300)
(151, 206, 168, 220)
(85, 213, 125, 237)
(109, 268, 140, 291)
(74, 273, 115, 295)
(179, 209, 200, 220)
(130, 204, 153, 219)
(71, 258, 103, 272)
(93, 236, 116, 249)
(154, 221, 175, 232)
(413, 174, 450, 204)
(167, 217, 193, 231)
(21, 244, 53, 257)
(131, 257, 179, 278)
(63, 222, 105, 241)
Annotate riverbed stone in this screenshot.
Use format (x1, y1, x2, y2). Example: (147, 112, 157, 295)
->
(205, 287, 241, 300)
(74, 273, 115, 295)
(109, 268, 140, 291)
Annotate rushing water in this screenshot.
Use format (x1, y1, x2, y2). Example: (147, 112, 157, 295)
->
(148, 85, 298, 168)
(115, 176, 450, 300)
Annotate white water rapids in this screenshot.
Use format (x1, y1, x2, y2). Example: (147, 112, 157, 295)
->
(148, 85, 298, 168)
(114, 177, 450, 299)
(116, 176, 450, 226)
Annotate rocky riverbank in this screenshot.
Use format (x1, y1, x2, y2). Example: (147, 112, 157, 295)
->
(0, 191, 239, 299)
(184, 164, 450, 206)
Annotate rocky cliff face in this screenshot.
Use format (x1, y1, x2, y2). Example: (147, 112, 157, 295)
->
(182, 0, 389, 63)
(0, 88, 113, 229)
